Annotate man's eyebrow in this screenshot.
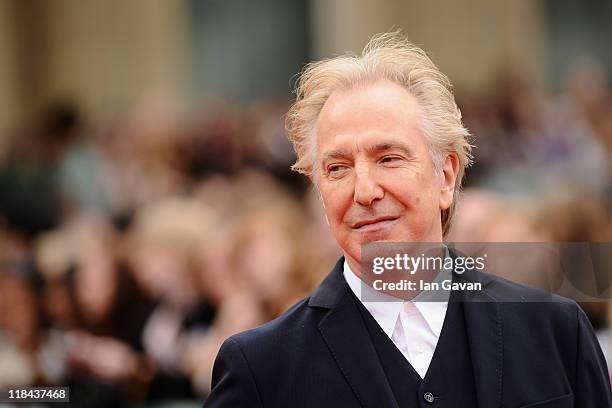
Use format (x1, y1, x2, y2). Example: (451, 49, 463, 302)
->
(320, 142, 414, 164)
(321, 149, 351, 162)
(366, 141, 414, 156)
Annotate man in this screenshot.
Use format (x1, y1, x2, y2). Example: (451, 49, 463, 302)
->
(204, 32, 611, 407)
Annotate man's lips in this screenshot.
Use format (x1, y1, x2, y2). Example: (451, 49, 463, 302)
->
(351, 216, 399, 229)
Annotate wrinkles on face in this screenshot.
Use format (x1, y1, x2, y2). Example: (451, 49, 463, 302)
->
(315, 80, 446, 272)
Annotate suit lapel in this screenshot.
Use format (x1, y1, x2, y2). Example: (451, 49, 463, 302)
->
(310, 258, 399, 408)
(312, 255, 506, 408)
(458, 267, 503, 408)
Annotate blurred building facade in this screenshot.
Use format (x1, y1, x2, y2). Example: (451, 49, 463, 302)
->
(3, 0, 611, 131)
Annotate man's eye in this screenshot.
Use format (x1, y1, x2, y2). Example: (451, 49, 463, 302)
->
(327, 164, 348, 174)
(380, 156, 401, 164)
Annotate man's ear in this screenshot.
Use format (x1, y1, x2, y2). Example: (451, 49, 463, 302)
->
(439, 153, 459, 211)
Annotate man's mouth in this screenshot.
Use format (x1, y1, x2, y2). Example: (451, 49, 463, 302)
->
(352, 216, 399, 230)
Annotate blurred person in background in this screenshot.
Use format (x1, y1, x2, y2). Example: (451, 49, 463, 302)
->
(447, 189, 560, 293)
(33, 213, 156, 406)
(185, 172, 304, 395)
(89, 98, 192, 228)
(230, 194, 313, 316)
(181, 102, 244, 178)
(0, 220, 46, 388)
(124, 196, 219, 402)
(462, 62, 611, 197)
(185, 221, 265, 397)
(0, 271, 43, 388)
(0, 104, 75, 237)
(536, 189, 612, 375)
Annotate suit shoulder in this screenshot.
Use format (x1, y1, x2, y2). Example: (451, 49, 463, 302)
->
(480, 271, 579, 325)
(485, 271, 575, 303)
(226, 295, 322, 351)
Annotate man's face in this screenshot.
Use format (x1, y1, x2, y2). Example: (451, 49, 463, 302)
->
(314, 80, 457, 272)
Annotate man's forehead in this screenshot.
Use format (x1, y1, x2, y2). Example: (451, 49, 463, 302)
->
(316, 80, 420, 123)
(314, 82, 423, 148)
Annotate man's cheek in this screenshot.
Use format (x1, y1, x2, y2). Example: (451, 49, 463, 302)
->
(323, 194, 346, 222)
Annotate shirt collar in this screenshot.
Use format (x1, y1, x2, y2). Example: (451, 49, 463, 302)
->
(342, 247, 451, 338)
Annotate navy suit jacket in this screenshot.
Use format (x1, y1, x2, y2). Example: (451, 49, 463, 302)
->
(204, 257, 611, 407)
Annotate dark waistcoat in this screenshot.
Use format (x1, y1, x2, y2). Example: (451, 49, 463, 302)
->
(353, 292, 478, 408)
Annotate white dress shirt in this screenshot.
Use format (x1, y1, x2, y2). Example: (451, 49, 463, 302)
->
(343, 257, 451, 379)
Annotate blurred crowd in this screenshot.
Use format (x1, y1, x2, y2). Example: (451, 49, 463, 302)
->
(0, 60, 611, 405)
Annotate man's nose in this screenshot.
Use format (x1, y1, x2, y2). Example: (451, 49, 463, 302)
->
(353, 163, 384, 206)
